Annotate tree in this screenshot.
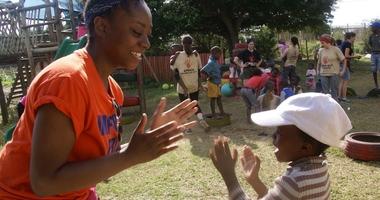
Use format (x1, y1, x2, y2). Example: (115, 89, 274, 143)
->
(145, 0, 202, 55)
(149, 0, 337, 56)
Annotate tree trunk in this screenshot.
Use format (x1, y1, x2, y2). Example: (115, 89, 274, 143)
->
(219, 12, 241, 57)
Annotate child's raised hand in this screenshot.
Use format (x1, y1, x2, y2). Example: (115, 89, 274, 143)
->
(240, 146, 261, 185)
(209, 136, 238, 177)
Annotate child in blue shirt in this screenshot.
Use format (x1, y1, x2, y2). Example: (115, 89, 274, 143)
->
(201, 46, 226, 118)
(280, 80, 294, 102)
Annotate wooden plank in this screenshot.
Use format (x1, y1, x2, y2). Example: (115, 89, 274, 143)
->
(22, 20, 58, 29)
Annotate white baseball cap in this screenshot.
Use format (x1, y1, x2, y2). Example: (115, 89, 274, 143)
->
(251, 93, 352, 148)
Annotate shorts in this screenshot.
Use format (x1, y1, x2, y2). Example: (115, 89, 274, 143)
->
(207, 81, 221, 98)
(340, 64, 350, 81)
(371, 53, 380, 73)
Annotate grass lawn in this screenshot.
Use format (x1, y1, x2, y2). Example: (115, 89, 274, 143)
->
(1, 59, 379, 199)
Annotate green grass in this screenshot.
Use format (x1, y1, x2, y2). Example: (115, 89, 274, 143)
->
(96, 58, 380, 199)
(0, 68, 16, 87)
(1, 59, 379, 199)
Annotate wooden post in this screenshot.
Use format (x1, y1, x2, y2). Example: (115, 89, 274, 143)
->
(68, 0, 76, 40)
(142, 54, 160, 84)
(0, 78, 9, 124)
(305, 39, 309, 61)
(52, 0, 63, 42)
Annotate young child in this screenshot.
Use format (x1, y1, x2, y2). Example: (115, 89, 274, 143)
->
(240, 67, 265, 123)
(369, 21, 380, 89)
(268, 67, 281, 96)
(291, 75, 303, 94)
(201, 46, 226, 119)
(306, 63, 317, 91)
(210, 93, 352, 199)
(280, 80, 293, 102)
(256, 81, 280, 111)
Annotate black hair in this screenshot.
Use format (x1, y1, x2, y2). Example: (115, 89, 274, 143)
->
(336, 39, 343, 46)
(291, 36, 299, 47)
(181, 34, 193, 44)
(84, 0, 144, 39)
(299, 130, 329, 155)
(271, 67, 280, 74)
(251, 67, 263, 76)
(247, 38, 255, 44)
(344, 32, 356, 40)
(291, 75, 301, 85)
(211, 46, 221, 54)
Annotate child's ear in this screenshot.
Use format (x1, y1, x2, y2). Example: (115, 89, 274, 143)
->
(301, 142, 313, 153)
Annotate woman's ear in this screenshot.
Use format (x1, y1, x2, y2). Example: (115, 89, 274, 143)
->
(93, 16, 110, 39)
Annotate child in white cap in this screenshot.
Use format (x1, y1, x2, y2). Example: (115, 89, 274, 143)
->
(210, 93, 352, 199)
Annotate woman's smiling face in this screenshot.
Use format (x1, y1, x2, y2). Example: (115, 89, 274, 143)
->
(102, 1, 152, 70)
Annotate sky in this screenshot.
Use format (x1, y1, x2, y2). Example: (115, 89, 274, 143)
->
(331, 0, 380, 27)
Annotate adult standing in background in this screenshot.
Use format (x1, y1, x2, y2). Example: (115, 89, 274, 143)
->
(281, 36, 300, 83)
(317, 34, 346, 100)
(339, 32, 360, 102)
(369, 21, 380, 89)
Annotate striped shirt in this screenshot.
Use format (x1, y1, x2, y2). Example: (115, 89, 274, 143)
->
(230, 156, 331, 200)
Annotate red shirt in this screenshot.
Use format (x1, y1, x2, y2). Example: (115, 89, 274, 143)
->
(244, 73, 269, 90)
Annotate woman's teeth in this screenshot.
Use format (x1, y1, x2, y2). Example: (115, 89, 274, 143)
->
(131, 52, 142, 59)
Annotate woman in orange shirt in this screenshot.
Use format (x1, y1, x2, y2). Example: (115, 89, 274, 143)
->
(0, 0, 197, 199)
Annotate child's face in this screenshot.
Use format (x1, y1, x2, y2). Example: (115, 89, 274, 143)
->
(213, 51, 221, 60)
(272, 125, 307, 162)
(272, 69, 279, 76)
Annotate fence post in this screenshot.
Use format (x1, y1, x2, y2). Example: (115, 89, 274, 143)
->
(305, 39, 309, 61)
(0, 78, 9, 124)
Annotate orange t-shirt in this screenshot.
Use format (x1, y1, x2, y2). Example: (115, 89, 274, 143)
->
(0, 49, 123, 199)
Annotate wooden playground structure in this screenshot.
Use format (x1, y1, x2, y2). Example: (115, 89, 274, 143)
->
(0, 0, 147, 124)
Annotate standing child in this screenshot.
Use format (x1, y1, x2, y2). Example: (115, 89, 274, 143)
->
(229, 58, 240, 96)
(171, 34, 210, 131)
(210, 93, 352, 199)
(306, 63, 317, 91)
(369, 21, 380, 89)
(201, 46, 226, 119)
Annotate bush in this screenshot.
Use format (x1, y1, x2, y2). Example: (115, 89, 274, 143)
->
(253, 26, 277, 61)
